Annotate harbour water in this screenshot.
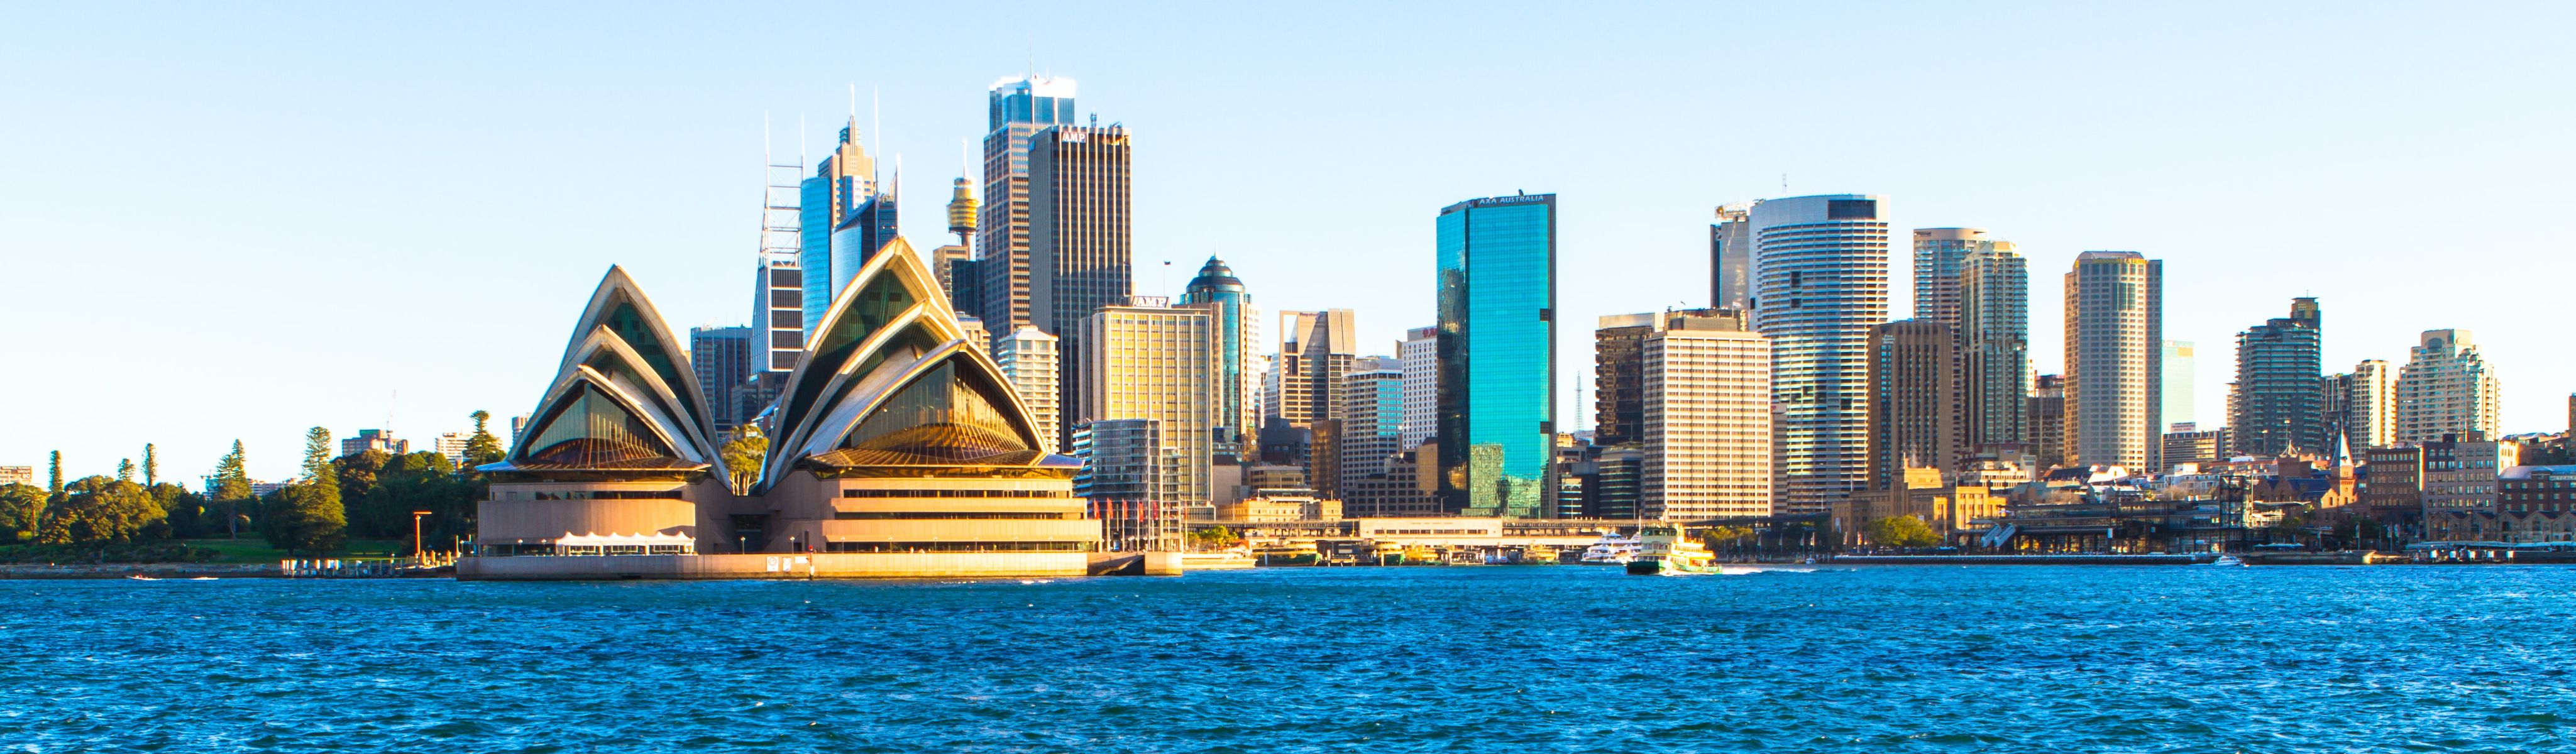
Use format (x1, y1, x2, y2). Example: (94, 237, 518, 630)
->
(4, 566, 2570, 752)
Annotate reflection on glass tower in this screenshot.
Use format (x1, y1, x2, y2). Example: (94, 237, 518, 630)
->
(1179, 256, 1257, 457)
(1434, 194, 1556, 518)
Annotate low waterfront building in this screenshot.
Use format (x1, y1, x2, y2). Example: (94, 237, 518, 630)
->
(0, 466, 31, 486)
(2422, 432, 2517, 516)
(1834, 467, 2000, 547)
(341, 429, 409, 457)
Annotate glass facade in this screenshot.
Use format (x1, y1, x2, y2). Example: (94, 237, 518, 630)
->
(1435, 194, 1555, 517)
(521, 383, 680, 467)
(1178, 257, 1255, 454)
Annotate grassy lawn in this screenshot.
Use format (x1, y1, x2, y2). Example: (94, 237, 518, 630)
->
(180, 538, 413, 562)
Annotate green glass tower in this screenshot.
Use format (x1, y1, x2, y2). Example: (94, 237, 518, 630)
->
(1434, 194, 1556, 517)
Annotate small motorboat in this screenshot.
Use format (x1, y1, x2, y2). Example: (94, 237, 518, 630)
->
(2208, 555, 2246, 567)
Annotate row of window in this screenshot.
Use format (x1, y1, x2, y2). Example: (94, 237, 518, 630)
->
(840, 489, 1071, 498)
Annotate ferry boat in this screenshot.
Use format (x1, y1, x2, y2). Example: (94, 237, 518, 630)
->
(1625, 528, 1727, 576)
(1578, 533, 1643, 565)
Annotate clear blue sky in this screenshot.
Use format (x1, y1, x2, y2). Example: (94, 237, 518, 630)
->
(4, 2, 2570, 482)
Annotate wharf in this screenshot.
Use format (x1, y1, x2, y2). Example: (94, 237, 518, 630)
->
(1833, 554, 2208, 566)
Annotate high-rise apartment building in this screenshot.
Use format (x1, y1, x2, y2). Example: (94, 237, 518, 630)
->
(1030, 123, 1133, 448)
(1910, 227, 1990, 325)
(1866, 320, 1960, 489)
(799, 119, 879, 337)
(975, 75, 1079, 332)
(991, 326, 1061, 452)
(1710, 204, 1753, 311)
(2062, 251, 2163, 471)
(2162, 341, 2197, 431)
(1079, 302, 1218, 505)
(2394, 329, 2502, 444)
(1398, 327, 1438, 449)
(434, 432, 471, 467)
(2229, 297, 2325, 457)
(1749, 194, 1890, 513)
(1336, 362, 1406, 498)
(1957, 242, 2028, 454)
(2028, 374, 2066, 469)
(2326, 359, 2394, 451)
(1640, 310, 1771, 520)
(1435, 194, 1556, 517)
(341, 429, 407, 457)
(688, 325, 754, 432)
(1179, 256, 1258, 456)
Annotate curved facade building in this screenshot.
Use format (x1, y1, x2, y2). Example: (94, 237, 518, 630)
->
(1179, 256, 1258, 456)
(476, 268, 734, 555)
(469, 239, 1101, 579)
(1749, 195, 1889, 515)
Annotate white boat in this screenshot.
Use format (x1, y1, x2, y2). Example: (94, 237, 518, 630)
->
(1578, 533, 1643, 565)
(1627, 528, 1729, 576)
(2208, 555, 2246, 567)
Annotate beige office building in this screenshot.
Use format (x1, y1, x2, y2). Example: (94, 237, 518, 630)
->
(2394, 329, 2501, 445)
(1641, 310, 1773, 520)
(1265, 309, 1357, 430)
(2062, 251, 2163, 471)
(1079, 302, 1220, 504)
(992, 326, 1062, 452)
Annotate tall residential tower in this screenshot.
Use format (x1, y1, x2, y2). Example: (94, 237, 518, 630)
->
(2062, 251, 2163, 471)
(1749, 195, 1890, 514)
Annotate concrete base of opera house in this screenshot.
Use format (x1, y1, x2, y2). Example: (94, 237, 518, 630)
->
(456, 552, 1183, 581)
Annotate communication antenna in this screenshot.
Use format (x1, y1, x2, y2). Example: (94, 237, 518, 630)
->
(1781, 174, 1788, 194)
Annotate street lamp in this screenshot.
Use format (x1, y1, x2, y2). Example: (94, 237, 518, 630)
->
(411, 511, 432, 564)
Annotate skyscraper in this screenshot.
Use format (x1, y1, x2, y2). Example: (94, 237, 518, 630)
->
(2162, 341, 2198, 430)
(1266, 310, 1357, 430)
(992, 326, 1061, 452)
(1749, 194, 1890, 514)
(2229, 297, 2325, 457)
(799, 119, 877, 337)
(1910, 227, 1989, 325)
(976, 75, 1079, 333)
(2326, 359, 2395, 451)
(1398, 326, 1438, 449)
(1866, 320, 1960, 488)
(1435, 194, 1556, 517)
(1638, 310, 1771, 520)
(1179, 257, 1258, 456)
(2029, 374, 2066, 469)
(942, 172, 980, 314)
(1030, 123, 1133, 448)
(1079, 302, 1218, 505)
(746, 258, 803, 422)
(2062, 251, 2163, 471)
(828, 174, 899, 292)
(1957, 243, 2028, 454)
(1592, 312, 1659, 447)
(2394, 329, 2502, 444)
(1710, 204, 1753, 311)
(688, 325, 754, 432)
(1336, 359, 1406, 499)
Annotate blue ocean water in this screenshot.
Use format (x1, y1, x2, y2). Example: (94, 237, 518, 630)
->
(3, 566, 2570, 753)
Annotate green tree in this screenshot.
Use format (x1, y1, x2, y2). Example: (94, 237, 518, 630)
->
(720, 425, 768, 493)
(464, 410, 506, 468)
(47, 451, 63, 504)
(262, 427, 346, 555)
(1864, 515, 1942, 549)
(212, 440, 252, 538)
(333, 449, 390, 517)
(1186, 527, 1243, 551)
(41, 476, 165, 544)
(116, 459, 135, 483)
(143, 443, 158, 486)
(155, 483, 210, 539)
(358, 451, 472, 552)
(0, 483, 45, 543)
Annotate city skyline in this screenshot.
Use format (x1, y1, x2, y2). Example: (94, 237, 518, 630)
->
(6, 3, 2574, 479)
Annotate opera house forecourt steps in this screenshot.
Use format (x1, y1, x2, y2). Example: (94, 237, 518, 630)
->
(460, 239, 1108, 580)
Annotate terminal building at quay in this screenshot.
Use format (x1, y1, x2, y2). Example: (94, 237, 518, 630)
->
(460, 242, 1106, 579)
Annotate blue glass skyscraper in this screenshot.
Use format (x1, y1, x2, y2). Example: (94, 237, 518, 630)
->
(798, 119, 876, 341)
(1179, 256, 1257, 457)
(1435, 194, 1556, 517)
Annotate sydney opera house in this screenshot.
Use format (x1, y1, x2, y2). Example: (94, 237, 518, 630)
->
(459, 241, 1107, 579)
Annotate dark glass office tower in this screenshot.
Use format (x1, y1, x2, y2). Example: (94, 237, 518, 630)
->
(1434, 194, 1556, 517)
